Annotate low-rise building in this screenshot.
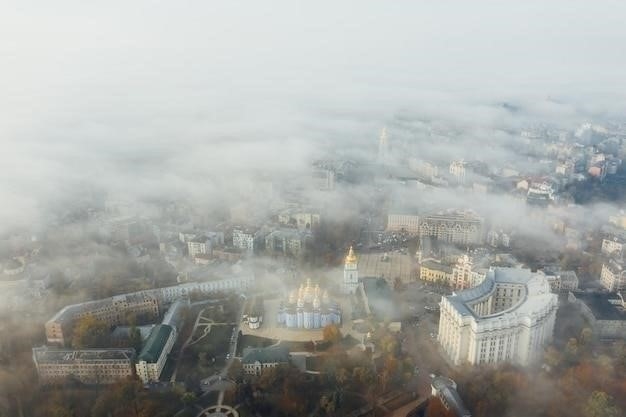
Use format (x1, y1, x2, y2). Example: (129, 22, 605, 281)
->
(420, 259, 453, 284)
(32, 347, 135, 385)
(242, 345, 290, 376)
(135, 324, 176, 383)
(568, 291, 626, 339)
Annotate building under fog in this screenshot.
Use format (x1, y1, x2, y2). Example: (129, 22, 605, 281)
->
(419, 209, 484, 246)
(438, 267, 557, 366)
(276, 279, 341, 329)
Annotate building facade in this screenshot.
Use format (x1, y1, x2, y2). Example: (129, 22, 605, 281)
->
(600, 260, 626, 292)
(187, 238, 211, 258)
(233, 228, 256, 253)
(242, 345, 290, 376)
(438, 268, 558, 366)
(32, 347, 135, 385)
(135, 324, 176, 383)
(277, 279, 341, 329)
(265, 229, 311, 258)
(386, 214, 420, 234)
(449, 160, 466, 184)
(601, 237, 625, 258)
(420, 259, 453, 284)
(45, 293, 160, 346)
(419, 210, 484, 246)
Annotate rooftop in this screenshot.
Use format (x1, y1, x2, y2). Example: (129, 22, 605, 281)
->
(242, 344, 290, 364)
(33, 346, 135, 363)
(137, 324, 174, 363)
(572, 291, 626, 321)
(446, 267, 556, 319)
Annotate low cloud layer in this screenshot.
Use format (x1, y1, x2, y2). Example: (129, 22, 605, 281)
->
(1, 1, 626, 233)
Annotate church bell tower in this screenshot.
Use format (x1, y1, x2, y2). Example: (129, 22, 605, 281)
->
(343, 246, 359, 294)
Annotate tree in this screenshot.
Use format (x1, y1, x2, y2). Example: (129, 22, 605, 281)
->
(580, 327, 593, 347)
(181, 392, 197, 407)
(544, 346, 563, 369)
(323, 324, 342, 344)
(71, 315, 111, 348)
(129, 325, 143, 353)
(583, 391, 621, 417)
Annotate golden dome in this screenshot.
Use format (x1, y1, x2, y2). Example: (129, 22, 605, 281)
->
(345, 246, 357, 264)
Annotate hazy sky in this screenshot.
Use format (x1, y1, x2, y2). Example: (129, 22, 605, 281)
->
(1, 1, 626, 230)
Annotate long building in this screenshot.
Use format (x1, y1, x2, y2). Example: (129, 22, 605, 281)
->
(135, 324, 176, 383)
(32, 347, 135, 385)
(419, 210, 484, 246)
(568, 291, 626, 340)
(438, 267, 557, 366)
(45, 293, 160, 346)
(45, 274, 254, 345)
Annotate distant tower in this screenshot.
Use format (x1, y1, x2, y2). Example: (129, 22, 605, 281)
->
(378, 127, 391, 164)
(343, 246, 359, 294)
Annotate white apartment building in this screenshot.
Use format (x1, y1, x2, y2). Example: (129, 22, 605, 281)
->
(187, 238, 211, 258)
(233, 228, 256, 253)
(600, 260, 626, 292)
(438, 268, 557, 366)
(601, 237, 625, 258)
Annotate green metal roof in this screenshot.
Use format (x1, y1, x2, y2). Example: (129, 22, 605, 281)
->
(137, 324, 173, 363)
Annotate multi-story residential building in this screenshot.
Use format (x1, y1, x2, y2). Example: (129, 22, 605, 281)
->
(386, 214, 420, 234)
(265, 229, 311, 258)
(419, 210, 484, 246)
(438, 268, 558, 366)
(187, 237, 211, 258)
(601, 237, 625, 258)
(232, 227, 266, 254)
(544, 270, 579, 293)
(45, 293, 160, 346)
(32, 347, 135, 385)
(600, 259, 626, 292)
(135, 324, 176, 383)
